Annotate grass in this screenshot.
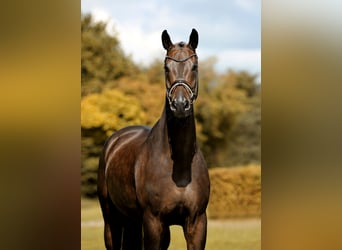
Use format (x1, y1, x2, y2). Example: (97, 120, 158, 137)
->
(81, 198, 260, 250)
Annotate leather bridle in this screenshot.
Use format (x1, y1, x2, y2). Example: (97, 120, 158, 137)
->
(165, 53, 197, 63)
(164, 53, 198, 106)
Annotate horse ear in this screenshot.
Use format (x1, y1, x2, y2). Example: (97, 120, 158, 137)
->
(162, 30, 173, 50)
(188, 28, 198, 50)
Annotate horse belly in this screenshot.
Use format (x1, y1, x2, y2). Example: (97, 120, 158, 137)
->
(104, 127, 149, 219)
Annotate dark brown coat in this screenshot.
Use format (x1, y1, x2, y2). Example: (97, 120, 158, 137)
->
(98, 29, 210, 250)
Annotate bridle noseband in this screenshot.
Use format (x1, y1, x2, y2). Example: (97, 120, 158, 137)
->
(164, 53, 198, 106)
(167, 81, 195, 106)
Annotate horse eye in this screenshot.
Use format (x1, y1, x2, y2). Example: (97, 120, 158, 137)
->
(192, 64, 198, 71)
(164, 65, 170, 73)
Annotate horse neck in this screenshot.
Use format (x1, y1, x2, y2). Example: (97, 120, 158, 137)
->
(163, 98, 197, 187)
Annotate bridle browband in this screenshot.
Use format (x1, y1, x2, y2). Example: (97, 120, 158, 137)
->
(165, 53, 197, 63)
(164, 53, 198, 106)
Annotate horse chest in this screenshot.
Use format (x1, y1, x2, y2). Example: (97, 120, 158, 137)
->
(141, 178, 199, 216)
(135, 150, 209, 215)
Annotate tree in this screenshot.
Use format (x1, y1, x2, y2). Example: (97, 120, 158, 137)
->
(195, 80, 249, 166)
(193, 62, 261, 166)
(221, 70, 259, 97)
(143, 58, 165, 85)
(223, 91, 261, 166)
(81, 13, 138, 96)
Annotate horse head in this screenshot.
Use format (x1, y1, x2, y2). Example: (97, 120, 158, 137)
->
(162, 29, 199, 118)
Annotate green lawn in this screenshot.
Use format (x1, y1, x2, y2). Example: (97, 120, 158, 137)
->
(81, 199, 260, 250)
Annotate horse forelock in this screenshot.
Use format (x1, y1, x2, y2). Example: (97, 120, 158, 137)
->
(167, 44, 196, 62)
(178, 41, 185, 47)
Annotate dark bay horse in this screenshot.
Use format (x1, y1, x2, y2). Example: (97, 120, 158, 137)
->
(97, 29, 210, 250)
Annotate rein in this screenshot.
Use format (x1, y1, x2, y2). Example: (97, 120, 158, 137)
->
(164, 53, 198, 105)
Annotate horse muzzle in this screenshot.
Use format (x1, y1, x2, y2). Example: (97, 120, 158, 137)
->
(167, 81, 195, 118)
(170, 94, 191, 117)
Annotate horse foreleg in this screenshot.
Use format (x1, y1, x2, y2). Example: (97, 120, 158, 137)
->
(142, 211, 170, 250)
(122, 221, 142, 250)
(98, 194, 123, 250)
(161, 226, 170, 250)
(183, 212, 207, 250)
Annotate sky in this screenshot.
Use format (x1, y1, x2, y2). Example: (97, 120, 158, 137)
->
(81, 0, 261, 82)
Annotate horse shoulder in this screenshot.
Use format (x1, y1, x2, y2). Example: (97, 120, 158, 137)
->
(191, 150, 210, 196)
(104, 126, 150, 215)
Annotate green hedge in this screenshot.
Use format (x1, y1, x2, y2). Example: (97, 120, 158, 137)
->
(208, 165, 261, 218)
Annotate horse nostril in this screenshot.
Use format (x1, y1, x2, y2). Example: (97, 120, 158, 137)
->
(184, 99, 190, 110)
(171, 100, 177, 110)
(172, 97, 190, 111)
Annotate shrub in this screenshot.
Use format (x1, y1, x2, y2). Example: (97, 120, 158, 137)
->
(208, 165, 261, 218)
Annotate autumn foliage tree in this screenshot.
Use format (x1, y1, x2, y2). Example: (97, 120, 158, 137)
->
(81, 14, 138, 96)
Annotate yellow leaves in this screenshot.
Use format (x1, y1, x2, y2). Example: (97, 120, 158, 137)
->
(110, 77, 165, 126)
(81, 89, 146, 135)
